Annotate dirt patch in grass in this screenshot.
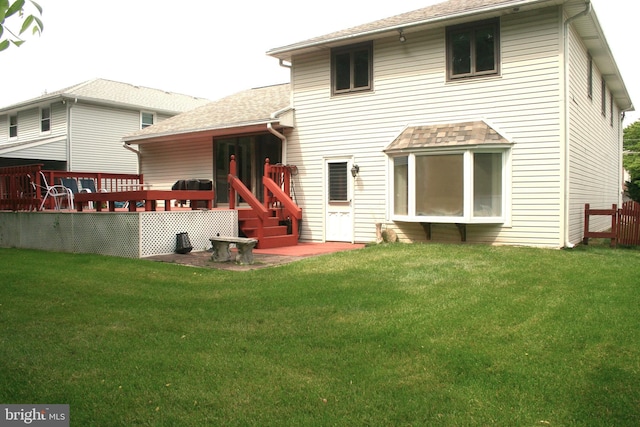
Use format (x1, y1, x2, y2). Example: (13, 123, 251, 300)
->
(144, 249, 311, 271)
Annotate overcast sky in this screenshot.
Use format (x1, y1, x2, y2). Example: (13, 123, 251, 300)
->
(1, 0, 638, 124)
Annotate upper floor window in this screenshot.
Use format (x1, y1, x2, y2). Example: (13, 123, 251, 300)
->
(610, 92, 614, 127)
(447, 19, 500, 80)
(141, 112, 155, 129)
(331, 42, 373, 95)
(601, 78, 606, 117)
(9, 115, 17, 138)
(587, 54, 593, 99)
(40, 106, 51, 133)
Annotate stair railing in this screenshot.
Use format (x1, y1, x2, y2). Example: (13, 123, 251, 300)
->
(263, 158, 302, 240)
(228, 155, 269, 241)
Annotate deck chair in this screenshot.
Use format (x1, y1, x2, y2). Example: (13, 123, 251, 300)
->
(79, 178, 105, 209)
(60, 178, 79, 194)
(79, 178, 98, 193)
(33, 172, 73, 210)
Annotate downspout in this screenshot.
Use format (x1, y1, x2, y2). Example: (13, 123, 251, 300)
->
(65, 97, 79, 170)
(63, 98, 72, 170)
(268, 58, 292, 164)
(267, 105, 291, 164)
(123, 142, 142, 174)
(562, 0, 592, 248)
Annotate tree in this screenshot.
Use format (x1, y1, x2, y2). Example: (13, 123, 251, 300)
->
(0, 0, 43, 52)
(623, 120, 640, 202)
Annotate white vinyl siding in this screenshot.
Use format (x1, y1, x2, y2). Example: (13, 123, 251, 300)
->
(2, 108, 42, 142)
(0, 137, 67, 161)
(69, 103, 139, 173)
(566, 25, 622, 244)
(288, 7, 563, 247)
(0, 102, 67, 158)
(139, 139, 213, 190)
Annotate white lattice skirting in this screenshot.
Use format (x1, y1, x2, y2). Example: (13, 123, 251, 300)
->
(0, 210, 238, 258)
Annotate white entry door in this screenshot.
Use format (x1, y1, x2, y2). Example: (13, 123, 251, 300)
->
(325, 159, 354, 242)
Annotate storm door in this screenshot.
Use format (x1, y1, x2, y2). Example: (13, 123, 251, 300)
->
(325, 158, 354, 242)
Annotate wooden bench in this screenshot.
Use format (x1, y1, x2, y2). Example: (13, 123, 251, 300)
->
(209, 236, 258, 265)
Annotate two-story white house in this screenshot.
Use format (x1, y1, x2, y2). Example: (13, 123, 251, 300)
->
(123, 0, 634, 248)
(0, 78, 209, 173)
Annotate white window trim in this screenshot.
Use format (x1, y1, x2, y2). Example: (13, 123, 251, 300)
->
(140, 111, 156, 129)
(40, 106, 51, 134)
(8, 114, 18, 140)
(388, 146, 511, 225)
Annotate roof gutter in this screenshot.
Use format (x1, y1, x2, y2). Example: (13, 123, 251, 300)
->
(267, 0, 550, 59)
(562, 0, 592, 248)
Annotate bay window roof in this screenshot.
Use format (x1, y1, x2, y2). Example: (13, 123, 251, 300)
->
(384, 120, 512, 153)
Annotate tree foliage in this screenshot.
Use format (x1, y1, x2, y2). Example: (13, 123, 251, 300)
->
(623, 120, 640, 201)
(0, 0, 43, 52)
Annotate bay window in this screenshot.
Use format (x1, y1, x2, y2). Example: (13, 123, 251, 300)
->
(390, 149, 508, 223)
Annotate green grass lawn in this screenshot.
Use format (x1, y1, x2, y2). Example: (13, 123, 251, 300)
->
(1, 243, 639, 426)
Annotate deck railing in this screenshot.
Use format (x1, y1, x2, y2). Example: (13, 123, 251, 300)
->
(46, 170, 144, 192)
(0, 164, 43, 211)
(0, 164, 145, 211)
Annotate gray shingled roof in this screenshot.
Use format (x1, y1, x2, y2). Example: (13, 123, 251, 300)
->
(123, 84, 291, 142)
(0, 78, 210, 113)
(268, 0, 553, 59)
(384, 121, 511, 152)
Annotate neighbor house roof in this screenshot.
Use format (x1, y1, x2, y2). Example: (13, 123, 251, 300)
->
(0, 78, 210, 114)
(267, 0, 633, 112)
(384, 121, 512, 153)
(123, 84, 291, 144)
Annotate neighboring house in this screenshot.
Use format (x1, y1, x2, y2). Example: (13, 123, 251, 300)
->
(0, 78, 209, 173)
(123, 0, 634, 249)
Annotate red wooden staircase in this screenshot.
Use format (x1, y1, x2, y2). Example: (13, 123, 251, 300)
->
(228, 156, 302, 249)
(237, 207, 299, 249)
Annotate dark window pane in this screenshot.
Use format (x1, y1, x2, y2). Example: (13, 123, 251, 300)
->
(141, 112, 154, 128)
(41, 107, 51, 132)
(601, 78, 606, 115)
(9, 115, 17, 138)
(452, 31, 471, 75)
(329, 162, 348, 201)
(335, 53, 351, 91)
(353, 49, 370, 88)
(475, 27, 495, 72)
(588, 55, 593, 98)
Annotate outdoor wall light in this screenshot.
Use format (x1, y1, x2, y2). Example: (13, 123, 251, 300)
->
(398, 30, 406, 43)
(351, 164, 360, 178)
